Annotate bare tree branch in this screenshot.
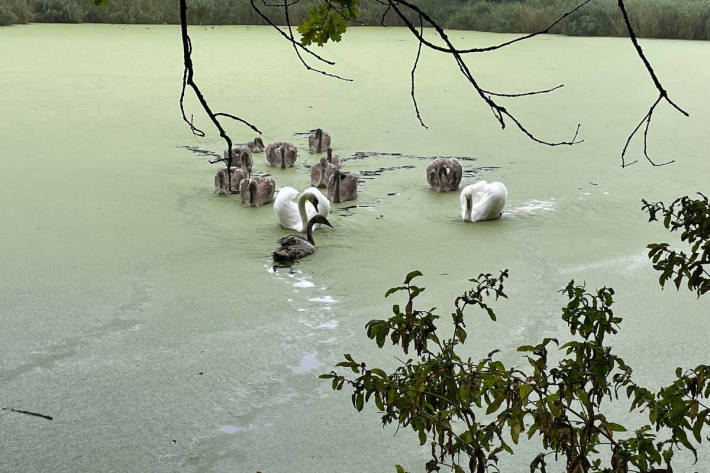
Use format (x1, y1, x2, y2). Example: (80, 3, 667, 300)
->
(390, 0, 582, 146)
(180, 0, 261, 177)
(616, 0, 688, 167)
(390, 0, 594, 56)
(176, 0, 689, 169)
(410, 12, 427, 129)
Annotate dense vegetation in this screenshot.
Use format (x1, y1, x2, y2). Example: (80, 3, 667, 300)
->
(323, 194, 710, 473)
(2, 0, 710, 41)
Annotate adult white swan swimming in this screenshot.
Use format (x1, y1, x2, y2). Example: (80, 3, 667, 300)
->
(274, 186, 331, 232)
(460, 181, 507, 222)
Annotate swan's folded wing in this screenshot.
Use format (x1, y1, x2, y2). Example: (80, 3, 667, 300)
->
(274, 236, 315, 261)
(276, 235, 302, 247)
(470, 183, 506, 221)
(274, 187, 303, 231)
(257, 179, 275, 205)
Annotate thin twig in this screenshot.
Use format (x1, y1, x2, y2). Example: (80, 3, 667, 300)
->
(2, 407, 53, 421)
(392, 0, 594, 55)
(390, 0, 582, 145)
(482, 84, 565, 98)
(249, 0, 337, 66)
(616, 0, 688, 167)
(283, 0, 352, 81)
(410, 12, 427, 128)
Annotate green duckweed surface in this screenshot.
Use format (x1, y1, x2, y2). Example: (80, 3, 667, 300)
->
(1, 24, 709, 472)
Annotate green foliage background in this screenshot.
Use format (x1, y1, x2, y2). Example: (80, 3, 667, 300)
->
(2, 0, 710, 41)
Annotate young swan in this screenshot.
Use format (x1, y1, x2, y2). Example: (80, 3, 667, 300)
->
(265, 142, 297, 168)
(273, 214, 333, 264)
(223, 145, 252, 167)
(325, 148, 340, 167)
(427, 158, 462, 192)
(214, 167, 233, 195)
(310, 157, 339, 188)
(216, 147, 253, 195)
(247, 137, 265, 153)
(308, 128, 331, 153)
(327, 169, 358, 203)
(240, 177, 275, 207)
(229, 149, 254, 193)
(460, 181, 507, 222)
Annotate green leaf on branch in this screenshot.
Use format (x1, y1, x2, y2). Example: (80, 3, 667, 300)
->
(298, 0, 359, 46)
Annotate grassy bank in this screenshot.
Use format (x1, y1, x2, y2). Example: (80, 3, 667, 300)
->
(2, 0, 710, 41)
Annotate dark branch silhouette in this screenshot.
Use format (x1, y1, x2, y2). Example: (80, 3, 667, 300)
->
(249, 0, 337, 66)
(177, 0, 688, 168)
(616, 0, 688, 167)
(481, 84, 565, 98)
(179, 0, 261, 178)
(2, 407, 53, 421)
(389, 0, 582, 146)
(410, 12, 427, 129)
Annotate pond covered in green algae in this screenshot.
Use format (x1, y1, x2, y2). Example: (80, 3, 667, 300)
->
(1, 24, 709, 472)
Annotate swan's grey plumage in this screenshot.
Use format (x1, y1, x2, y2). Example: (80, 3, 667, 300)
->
(214, 167, 232, 195)
(266, 142, 297, 168)
(240, 177, 275, 207)
(460, 181, 507, 222)
(214, 148, 253, 195)
(273, 215, 333, 264)
(308, 128, 331, 153)
(310, 157, 339, 188)
(273, 186, 331, 232)
(246, 137, 265, 153)
(223, 146, 252, 170)
(327, 169, 358, 203)
(427, 158, 462, 192)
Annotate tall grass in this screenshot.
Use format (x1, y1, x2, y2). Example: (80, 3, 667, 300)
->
(2, 0, 710, 41)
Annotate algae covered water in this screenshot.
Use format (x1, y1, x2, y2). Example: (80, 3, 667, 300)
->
(0, 24, 709, 472)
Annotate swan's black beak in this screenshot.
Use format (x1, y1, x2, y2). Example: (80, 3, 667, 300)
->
(312, 197, 319, 212)
(323, 219, 334, 228)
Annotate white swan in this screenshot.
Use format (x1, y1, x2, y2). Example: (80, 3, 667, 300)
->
(460, 181, 507, 222)
(274, 186, 331, 232)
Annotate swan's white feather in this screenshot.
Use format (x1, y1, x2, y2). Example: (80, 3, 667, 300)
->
(460, 181, 507, 222)
(274, 187, 305, 232)
(274, 186, 330, 232)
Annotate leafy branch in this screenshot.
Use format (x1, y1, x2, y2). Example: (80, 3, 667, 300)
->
(324, 266, 710, 472)
(643, 193, 710, 297)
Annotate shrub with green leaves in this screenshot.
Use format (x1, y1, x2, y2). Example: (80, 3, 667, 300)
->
(643, 193, 710, 297)
(323, 195, 710, 473)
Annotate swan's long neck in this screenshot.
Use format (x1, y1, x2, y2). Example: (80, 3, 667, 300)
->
(305, 219, 317, 245)
(249, 181, 257, 206)
(318, 160, 326, 187)
(333, 171, 341, 203)
(241, 152, 251, 172)
(297, 192, 311, 230)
